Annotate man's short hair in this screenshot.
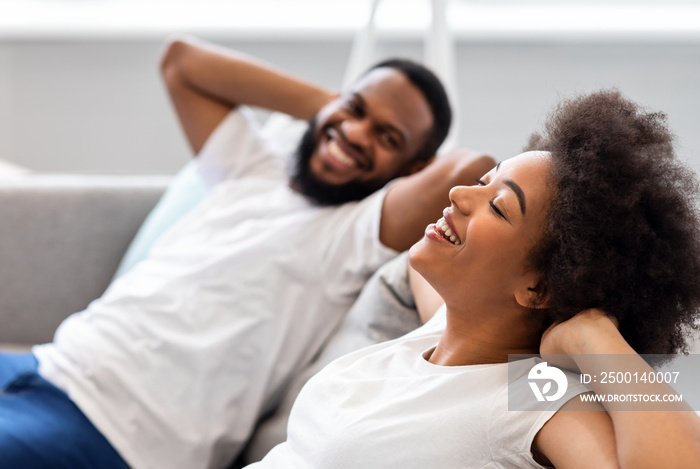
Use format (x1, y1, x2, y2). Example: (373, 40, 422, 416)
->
(368, 59, 452, 162)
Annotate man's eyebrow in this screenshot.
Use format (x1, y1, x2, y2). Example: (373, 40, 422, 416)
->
(504, 179, 526, 215)
(352, 92, 367, 109)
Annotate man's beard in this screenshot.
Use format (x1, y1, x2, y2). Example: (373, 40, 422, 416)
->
(290, 118, 385, 206)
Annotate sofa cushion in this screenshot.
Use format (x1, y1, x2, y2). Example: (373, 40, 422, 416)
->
(0, 175, 169, 345)
(112, 161, 208, 278)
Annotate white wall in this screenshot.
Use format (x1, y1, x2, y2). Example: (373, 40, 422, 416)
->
(0, 39, 351, 173)
(1, 35, 698, 174)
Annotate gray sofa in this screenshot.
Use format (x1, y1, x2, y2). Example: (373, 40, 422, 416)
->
(0, 174, 170, 349)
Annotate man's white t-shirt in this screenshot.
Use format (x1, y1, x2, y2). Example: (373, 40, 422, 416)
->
(33, 107, 398, 469)
(248, 306, 589, 469)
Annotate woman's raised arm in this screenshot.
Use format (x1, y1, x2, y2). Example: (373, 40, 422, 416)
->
(536, 310, 700, 468)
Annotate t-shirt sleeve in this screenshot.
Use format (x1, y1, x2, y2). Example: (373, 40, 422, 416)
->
(318, 187, 400, 302)
(195, 106, 292, 186)
(488, 364, 591, 468)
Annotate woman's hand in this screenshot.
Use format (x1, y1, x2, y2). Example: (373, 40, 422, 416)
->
(539, 308, 623, 373)
(539, 309, 700, 468)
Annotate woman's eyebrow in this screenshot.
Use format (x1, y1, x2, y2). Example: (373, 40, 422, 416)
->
(504, 179, 526, 215)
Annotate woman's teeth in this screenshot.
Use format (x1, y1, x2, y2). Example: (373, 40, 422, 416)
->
(436, 218, 460, 245)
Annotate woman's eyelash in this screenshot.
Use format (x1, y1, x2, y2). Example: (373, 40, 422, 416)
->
(489, 200, 508, 222)
(477, 178, 510, 223)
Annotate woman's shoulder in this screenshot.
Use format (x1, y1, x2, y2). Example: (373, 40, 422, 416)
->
(486, 358, 591, 467)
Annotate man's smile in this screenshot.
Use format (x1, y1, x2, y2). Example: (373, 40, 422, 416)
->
(319, 128, 371, 175)
(327, 139, 357, 168)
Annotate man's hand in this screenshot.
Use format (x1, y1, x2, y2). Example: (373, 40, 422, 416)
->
(160, 36, 334, 155)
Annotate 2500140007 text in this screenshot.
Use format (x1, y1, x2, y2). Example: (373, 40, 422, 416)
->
(579, 371, 680, 384)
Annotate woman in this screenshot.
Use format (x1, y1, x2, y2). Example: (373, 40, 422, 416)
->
(246, 90, 700, 468)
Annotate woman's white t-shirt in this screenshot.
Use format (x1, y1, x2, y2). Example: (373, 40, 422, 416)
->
(249, 306, 589, 469)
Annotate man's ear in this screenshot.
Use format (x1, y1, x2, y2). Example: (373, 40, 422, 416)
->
(514, 273, 549, 309)
(403, 155, 435, 176)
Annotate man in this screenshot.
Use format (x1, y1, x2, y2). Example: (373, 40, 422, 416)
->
(0, 36, 494, 469)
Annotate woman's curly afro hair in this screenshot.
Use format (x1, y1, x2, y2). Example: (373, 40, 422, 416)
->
(526, 89, 700, 357)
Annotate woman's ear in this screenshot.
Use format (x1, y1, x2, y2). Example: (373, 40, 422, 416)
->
(514, 274, 549, 309)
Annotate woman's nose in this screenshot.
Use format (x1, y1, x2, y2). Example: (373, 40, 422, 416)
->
(449, 185, 479, 215)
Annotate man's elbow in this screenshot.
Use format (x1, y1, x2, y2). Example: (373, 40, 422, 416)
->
(159, 35, 193, 84)
(447, 150, 497, 186)
(468, 154, 498, 179)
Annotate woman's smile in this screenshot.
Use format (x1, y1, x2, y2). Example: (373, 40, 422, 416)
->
(426, 215, 461, 245)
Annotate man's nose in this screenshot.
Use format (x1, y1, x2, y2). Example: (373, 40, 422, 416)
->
(341, 118, 372, 151)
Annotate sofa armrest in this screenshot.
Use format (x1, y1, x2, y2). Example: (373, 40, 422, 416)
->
(0, 174, 169, 346)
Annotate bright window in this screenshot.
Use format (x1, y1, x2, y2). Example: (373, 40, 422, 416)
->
(0, 0, 698, 41)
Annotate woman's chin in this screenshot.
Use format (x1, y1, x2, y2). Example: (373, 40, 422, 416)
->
(408, 238, 431, 272)
(407, 240, 422, 263)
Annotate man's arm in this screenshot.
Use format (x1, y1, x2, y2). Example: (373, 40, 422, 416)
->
(379, 148, 496, 252)
(160, 36, 334, 155)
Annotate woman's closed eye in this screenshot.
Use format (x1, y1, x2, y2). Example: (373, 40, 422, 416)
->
(489, 200, 510, 223)
(476, 178, 511, 223)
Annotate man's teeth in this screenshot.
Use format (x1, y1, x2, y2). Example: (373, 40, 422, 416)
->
(329, 140, 357, 167)
(436, 218, 460, 245)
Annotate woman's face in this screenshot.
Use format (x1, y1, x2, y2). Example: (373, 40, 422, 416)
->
(409, 151, 553, 309)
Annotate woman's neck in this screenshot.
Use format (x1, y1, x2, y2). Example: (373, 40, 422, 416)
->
(428, 303, 541, 367)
